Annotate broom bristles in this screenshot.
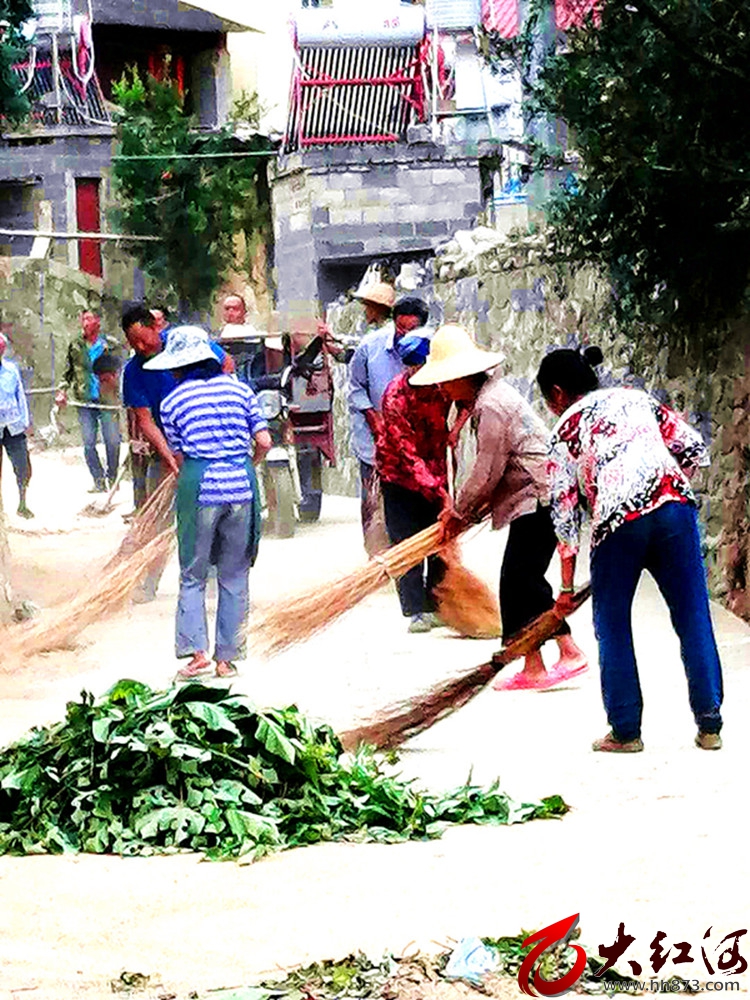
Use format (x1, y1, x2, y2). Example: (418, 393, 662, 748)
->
(2, 529, 175, 665)
(250, 521, 447, 657)
(434, 542, 501, 639)
(337, 585, 592, 751)
(1, 475, 177, 665)
(103, 473, 176, 572)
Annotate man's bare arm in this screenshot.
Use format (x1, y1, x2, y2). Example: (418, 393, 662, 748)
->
(253, 429, 272, 464)
(131, 407, 180, 475)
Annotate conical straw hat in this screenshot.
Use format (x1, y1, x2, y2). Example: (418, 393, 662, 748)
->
(409, 324, 504, 386)
(353, 281, 396, 308)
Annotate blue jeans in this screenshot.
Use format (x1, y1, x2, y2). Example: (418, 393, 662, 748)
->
(176, 503, 253, 662)
(590, 501, 723, 742)
(78, 406, 121, 484)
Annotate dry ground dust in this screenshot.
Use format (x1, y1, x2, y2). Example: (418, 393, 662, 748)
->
(0, 450, 748, 1000)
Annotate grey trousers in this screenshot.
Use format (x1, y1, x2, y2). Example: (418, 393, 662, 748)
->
(0, 429, 30, 495)
(176, 502, 253, 662)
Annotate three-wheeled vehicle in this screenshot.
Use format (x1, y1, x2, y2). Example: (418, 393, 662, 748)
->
(219, 323, 336, 537)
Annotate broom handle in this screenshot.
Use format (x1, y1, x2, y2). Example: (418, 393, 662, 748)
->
(491, 584, 592, 668)
(102, 458, 129, 506)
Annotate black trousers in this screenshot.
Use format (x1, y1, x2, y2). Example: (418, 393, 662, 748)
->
(381, 480, 445, 617)
(0, 428, 29, 494)
(500, 503, 570, 641)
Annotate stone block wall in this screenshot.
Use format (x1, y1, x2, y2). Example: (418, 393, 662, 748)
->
(322, 228, 749, 616)
(0, 258, 124, 436)
(271, 143, 483, 318)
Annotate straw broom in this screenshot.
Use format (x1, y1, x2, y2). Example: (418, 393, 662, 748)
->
(251, 520, 450, 657)
(1, 527, 175, 666)
(79, 459, 129, 518)
(434, 541, 502, 639)
(250, 488, 498, 656)
(337, 584, 591, 751)
(0, 473, 178, 664)
(103, 472, 177, 571)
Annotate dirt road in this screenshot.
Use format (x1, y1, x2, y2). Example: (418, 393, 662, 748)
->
(0, 450, 747, 1000)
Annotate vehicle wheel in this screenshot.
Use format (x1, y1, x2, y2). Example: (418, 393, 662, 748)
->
(268, 465, 296, 538)
(298, 451, 323, 523)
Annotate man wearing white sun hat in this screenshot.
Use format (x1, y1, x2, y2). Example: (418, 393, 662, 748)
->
(411, 324, 587, 691)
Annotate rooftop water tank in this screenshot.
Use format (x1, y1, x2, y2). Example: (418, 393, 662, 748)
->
(425, 0, 481, 30)
(295, 6, 425, 47)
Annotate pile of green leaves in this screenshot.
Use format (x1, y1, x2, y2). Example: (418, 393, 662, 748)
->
(0, 680, 566, 860)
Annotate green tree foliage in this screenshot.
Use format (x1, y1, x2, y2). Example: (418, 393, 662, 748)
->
(492, 0, 750, 337)
(0, 0, 34, 124)
(111, 69, 272, 314)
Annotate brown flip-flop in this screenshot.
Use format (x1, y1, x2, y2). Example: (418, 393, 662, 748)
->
(215, 661, 238, 678)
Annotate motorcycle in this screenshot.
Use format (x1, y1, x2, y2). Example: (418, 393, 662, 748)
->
(221, 329, 333, 537)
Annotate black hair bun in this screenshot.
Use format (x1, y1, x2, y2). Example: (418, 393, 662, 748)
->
(583, 345, 604, 366)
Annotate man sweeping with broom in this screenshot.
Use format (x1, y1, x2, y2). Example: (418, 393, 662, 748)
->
(410, 325, 588, 691)
(145, 326, 271, 680)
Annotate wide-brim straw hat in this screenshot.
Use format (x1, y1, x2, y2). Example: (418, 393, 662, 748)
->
(143, 325, 217, 370)
(409, 324, 505, 386)
(353, 281, 396, 309)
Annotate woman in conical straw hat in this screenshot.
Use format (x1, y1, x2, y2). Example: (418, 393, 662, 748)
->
(411, 325, 587, 690)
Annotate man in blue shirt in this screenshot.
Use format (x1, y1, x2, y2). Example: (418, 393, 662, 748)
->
(0, 332, 33, 518)
(57, 310, 122, 493)
(122, 306, 232, 482)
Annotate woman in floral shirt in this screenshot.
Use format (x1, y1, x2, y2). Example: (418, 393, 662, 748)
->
(537, 346, 724, 753)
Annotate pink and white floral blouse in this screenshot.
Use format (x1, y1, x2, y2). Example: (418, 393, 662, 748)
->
(548, 387, 709, 555)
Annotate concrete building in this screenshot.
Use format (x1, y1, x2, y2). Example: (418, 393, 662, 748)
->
(270, 0, 530, 319)
(0, 0, 251, 288)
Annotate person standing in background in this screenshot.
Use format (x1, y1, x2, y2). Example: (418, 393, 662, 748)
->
(0, 332, 33, 518)
(56, 310, 121, 493)
(347, 292, 424, 553)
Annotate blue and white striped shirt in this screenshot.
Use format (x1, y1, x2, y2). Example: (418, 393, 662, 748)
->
(160, 375, 268, 506)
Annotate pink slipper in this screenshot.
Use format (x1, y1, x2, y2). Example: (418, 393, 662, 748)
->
(537, 662, 589, 689)
(493, 671, 551, 691)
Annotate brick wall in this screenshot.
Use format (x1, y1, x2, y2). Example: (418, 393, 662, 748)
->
(271, 143, 483, 317)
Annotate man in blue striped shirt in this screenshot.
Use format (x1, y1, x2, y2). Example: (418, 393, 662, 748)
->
(146, 326, 271, 679)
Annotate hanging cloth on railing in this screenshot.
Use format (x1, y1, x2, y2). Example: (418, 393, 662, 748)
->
(555, 0, 601, 30)
(71, 4, 95, 100)
(482, 0, 520, 38)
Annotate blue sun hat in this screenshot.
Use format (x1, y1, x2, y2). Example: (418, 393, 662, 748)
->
(396, 333, 431, 366)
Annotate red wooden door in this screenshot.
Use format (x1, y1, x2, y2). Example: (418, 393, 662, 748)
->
(75, 178, 102, 278)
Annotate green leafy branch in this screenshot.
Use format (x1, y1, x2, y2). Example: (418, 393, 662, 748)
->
(0, 679, 568, 861)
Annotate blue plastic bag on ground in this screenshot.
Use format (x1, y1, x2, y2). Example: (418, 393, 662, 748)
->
(443, 936, 500, 984)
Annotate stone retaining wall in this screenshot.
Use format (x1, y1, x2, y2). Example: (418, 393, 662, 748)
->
(325, 232, 749, 617)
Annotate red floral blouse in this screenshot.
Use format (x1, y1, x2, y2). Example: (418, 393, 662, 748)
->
(375, 370, 452, 502)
